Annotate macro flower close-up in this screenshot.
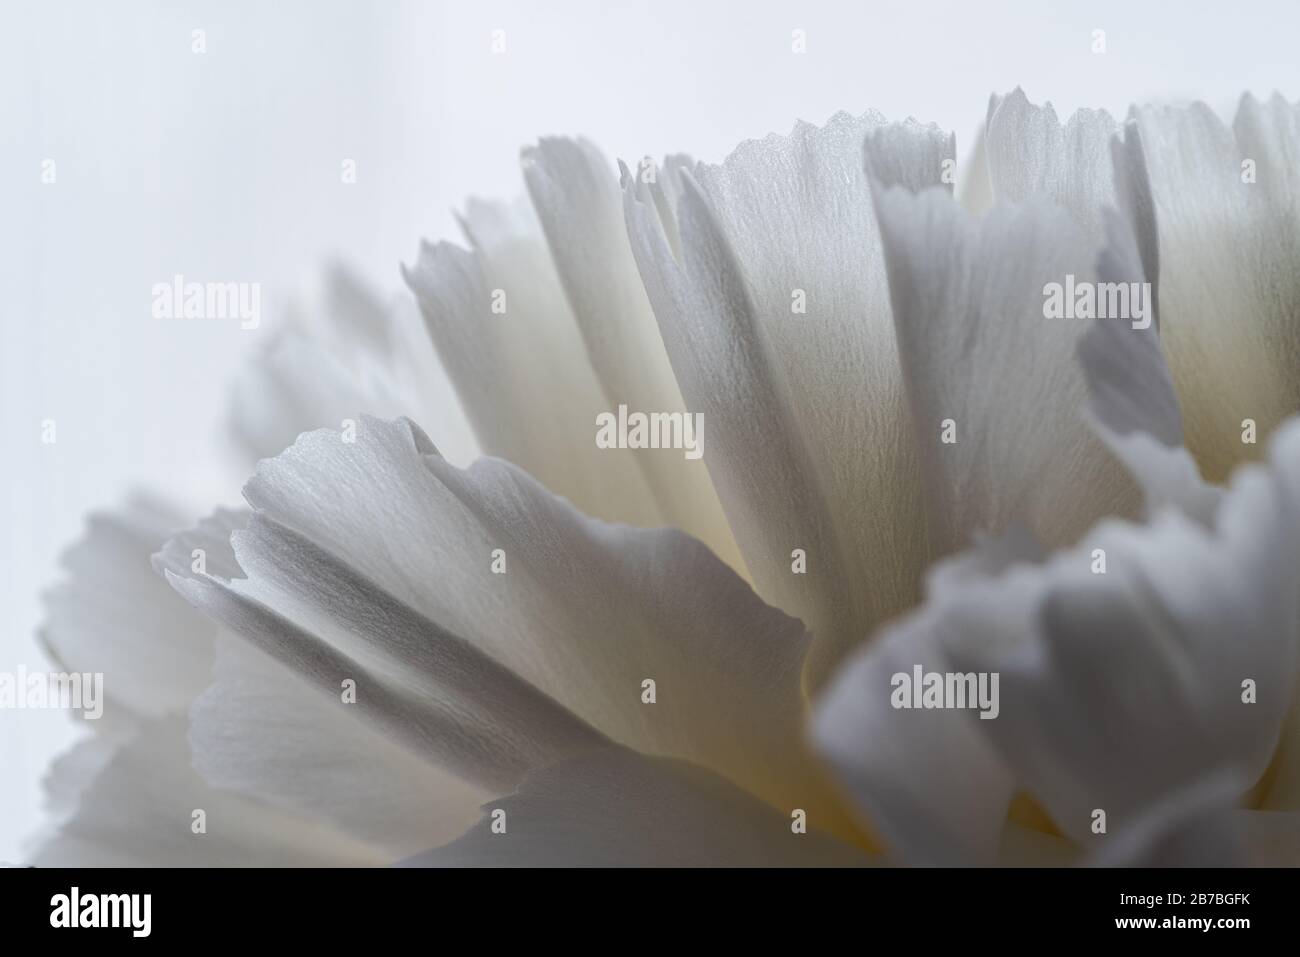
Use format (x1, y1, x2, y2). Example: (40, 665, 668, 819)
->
(6, 3, 1300, 908)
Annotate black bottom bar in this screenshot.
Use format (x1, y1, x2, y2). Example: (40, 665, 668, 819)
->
(0, 866, 1289, 944)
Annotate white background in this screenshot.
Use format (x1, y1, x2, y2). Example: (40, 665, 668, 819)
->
(3, 0, 1298, 863)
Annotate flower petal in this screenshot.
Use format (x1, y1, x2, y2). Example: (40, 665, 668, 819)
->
(1135, 94, 1300, 481)
(1080, 204, 1217, 520)
(39, 493, 215, 722)
(158, 416, 841, 830)
(942, 418, 1300, 847)
(37, 720, 133, 825)
(402, 747, 870, 868)
(229, 266, 476, 467)
(813, 529, 1031, 865)
(522, 138, 741, 568)
(228, 331, 399, 466)
(957, 123, 993, 215)
(190, 636, 485, 858)
(158, 512, 610, 794)
(1238, 809, 1300, 865)
(625, 112, 951, 688)
(985, 88, 1123, 248)
(983, 89, 1210, 518)
(1260, 701, 1300, 812)
(33, 719, 379, 867)
(983, 90, 1159, 320)
(1086, 770, 1246, 867)
(403, 198, 662, 527)
(867, 180, 1138, 557)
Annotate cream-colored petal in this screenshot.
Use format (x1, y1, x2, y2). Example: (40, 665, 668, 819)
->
(625, 112, 949, 688)
(942, 419, 1300, 850)
(522, 138, 741, 568)
(404, 747, 870, 868)
(39, 493, 215, 723)
(404, 198, 661, 527)
(986, 88, 1122, 248)
(984, 89, 1203, 518)
(229, 266, 476, 468)
(814, 529, 1036, 865)
(159, 416, 844, 832)
(1135, 94, 1300, 481)
(190, 636, 485, 859)
(868, 183, 1138, 555)
(159, 510, 609, 795)
(33, 719, 379, 867)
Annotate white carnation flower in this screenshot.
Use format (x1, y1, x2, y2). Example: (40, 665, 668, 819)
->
(31, 90, 1300, 867)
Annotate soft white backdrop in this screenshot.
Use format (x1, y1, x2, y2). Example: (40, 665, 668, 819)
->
(3, 0, 1298, 863)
